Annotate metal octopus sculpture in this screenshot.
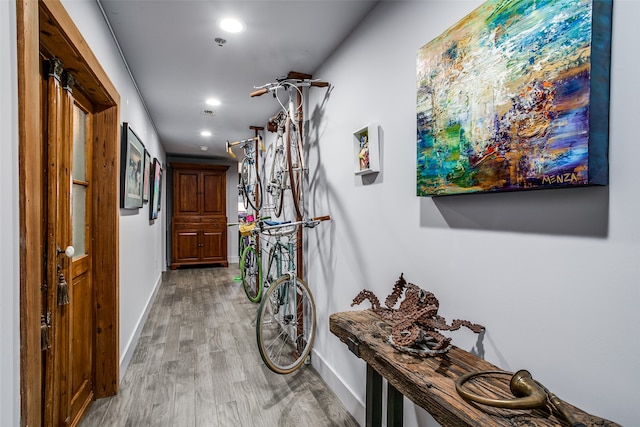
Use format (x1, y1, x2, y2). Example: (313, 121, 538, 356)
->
(351, 274, 484, 356)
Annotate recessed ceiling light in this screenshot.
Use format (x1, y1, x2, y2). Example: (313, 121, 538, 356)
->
(200, 131, 212, 137)
(206, 98, 221, 106)
(219, 17, 245, 33)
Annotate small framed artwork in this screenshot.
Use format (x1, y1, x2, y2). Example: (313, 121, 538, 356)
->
(143, 149, 151, 202)
(120, 123, 145, 209)
(353, 123, 380, 175)
(149, 158, 162, 220)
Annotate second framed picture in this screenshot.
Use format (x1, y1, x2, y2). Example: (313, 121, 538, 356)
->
(150, 158, 162, 220)
(143, 149, 151, 202)
(120, 122, 145, 209)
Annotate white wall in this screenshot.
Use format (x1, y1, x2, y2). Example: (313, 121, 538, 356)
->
(59, 0, 168, 376)
(1, 0, 20, 425)
(305, 1, 640, 426)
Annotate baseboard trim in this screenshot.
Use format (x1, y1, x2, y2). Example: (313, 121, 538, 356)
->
(311, 348, 365, 424)
(119, 272, 163, 382)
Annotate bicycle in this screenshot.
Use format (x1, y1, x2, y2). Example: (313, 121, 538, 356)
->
(255, 215, 330, 374)
(250, 76, 328, 218)
(226, 135, 265, 212)
(228, 215, 269, 303)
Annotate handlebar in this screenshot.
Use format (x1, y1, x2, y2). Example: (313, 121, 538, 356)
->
(250, 78, 329, 97)
(226, 135, 264, 158)
(250, 87, 268, 98)
(259, 215, 331, 235)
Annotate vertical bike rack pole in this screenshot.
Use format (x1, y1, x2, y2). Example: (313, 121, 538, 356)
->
(288, 71, 310, 279)
(250, 125, 263, 294)
(288, 71, 310, 350)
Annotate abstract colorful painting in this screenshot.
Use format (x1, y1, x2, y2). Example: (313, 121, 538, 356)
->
(417, 0, 612, 196)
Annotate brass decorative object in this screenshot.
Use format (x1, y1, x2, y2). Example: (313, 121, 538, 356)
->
(455, 369, 587, 427)
(351, 273, 484, 356)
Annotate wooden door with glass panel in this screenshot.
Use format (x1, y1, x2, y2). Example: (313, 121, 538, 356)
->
(41, 57, 95, 427)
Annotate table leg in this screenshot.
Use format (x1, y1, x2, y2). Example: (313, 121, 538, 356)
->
(366, 364, 382, 427)
(387, 382, 404, 427)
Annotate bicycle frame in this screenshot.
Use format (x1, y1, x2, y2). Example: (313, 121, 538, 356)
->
(251, 77, 328, 219)
(226, 136, 265, 212)
(255, 215, 330, 373)
(261, 216, 328, 305)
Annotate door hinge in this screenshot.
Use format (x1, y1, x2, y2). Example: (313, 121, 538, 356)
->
(41, 312, 51, 351)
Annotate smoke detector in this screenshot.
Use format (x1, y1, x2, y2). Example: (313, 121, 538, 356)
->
(214, 37, 227, 47)
(201, 109, 216, 117)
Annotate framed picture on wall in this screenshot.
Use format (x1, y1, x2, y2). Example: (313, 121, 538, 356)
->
(149, 158, 162, 220)
(120, 122, 145, 209)
(143, 149, 151, 202)
(416, 0, 612, 196)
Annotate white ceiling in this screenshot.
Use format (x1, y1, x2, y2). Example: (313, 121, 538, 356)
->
(98, 0, 379, 158)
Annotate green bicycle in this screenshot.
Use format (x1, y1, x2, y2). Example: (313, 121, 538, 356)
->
(229, 215, 269, 303)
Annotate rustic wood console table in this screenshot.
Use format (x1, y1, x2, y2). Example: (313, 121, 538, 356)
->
(329, 310, 619, 427)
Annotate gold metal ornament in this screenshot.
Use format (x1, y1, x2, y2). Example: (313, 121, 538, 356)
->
(455, 369, 586, 427)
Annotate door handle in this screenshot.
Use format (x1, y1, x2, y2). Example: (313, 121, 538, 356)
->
(57, 245, 75, 258)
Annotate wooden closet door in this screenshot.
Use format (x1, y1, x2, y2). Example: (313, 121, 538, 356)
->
(174, 169, 200, 215)
(202, 170, 225, 215)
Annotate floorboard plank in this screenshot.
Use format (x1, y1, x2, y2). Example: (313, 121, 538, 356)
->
(80, 266, 359, 427)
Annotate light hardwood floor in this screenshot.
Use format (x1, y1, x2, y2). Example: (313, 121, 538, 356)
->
(80, 266, 359, 427)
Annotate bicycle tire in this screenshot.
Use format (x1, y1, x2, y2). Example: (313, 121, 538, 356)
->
(268, 140, 286, 217)
(240, 245, 262, 303)
(241, 158, 263, 212)
(256, 275, 316, 374)
(286, 118, 304, 219)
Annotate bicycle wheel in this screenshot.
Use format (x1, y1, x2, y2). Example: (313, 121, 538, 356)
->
(241, 157, 262, 212)
(256, 275, 316, 374)
(286, 118, 304, 218)
(240, 245, 262, 303)
(268, 139, 286, 217)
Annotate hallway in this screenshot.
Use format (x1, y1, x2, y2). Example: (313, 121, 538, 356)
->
(80, 266, 359, 426)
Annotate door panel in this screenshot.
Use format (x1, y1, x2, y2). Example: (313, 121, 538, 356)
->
(202, 171, 225, 215)
(69, 255, 92, 421)
(68, 98, 94, 426)
(174, 230, 200, 262)
(201, 228, 226, 262)
(176, 171, 200, 214)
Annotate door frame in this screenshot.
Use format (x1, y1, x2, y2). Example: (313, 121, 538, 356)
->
(17, 1, 120, 425)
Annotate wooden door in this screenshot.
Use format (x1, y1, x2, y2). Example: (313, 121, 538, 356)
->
(173, 225, 201, 263)
(68, 90, 95, 425)
(41, 57, 95, 427)
(200, 225, 226, 263)
(174, 169, 200, 215)
(202, 170, 226, 215)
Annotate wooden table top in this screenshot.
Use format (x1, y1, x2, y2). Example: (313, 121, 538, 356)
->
(329, 309, 619, 427)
